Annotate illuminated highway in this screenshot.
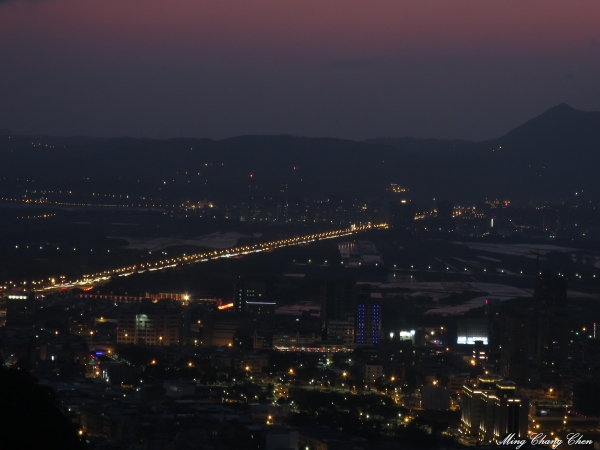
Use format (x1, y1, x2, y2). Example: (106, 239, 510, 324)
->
(31, 223, 388, 293)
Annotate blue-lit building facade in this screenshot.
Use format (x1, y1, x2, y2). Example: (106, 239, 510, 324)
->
(356, 300, 381, 345)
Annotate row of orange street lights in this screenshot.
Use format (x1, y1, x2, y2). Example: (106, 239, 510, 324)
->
(32, 223, 387, 292)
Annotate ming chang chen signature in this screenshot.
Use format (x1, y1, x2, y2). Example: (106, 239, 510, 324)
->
(498, 433, 594, 449)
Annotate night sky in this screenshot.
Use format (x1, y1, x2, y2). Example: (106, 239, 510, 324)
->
(1, 0, 599, 140)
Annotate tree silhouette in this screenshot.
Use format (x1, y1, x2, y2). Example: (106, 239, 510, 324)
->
(0, 367, 85, 450)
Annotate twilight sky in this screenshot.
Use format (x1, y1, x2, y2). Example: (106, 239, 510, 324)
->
(1, 0, 599, 141)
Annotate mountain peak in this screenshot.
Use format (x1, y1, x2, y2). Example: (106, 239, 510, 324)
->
(498, 103, 598, 144)
(547, 102, 574, 112)
(539, 103, 579, 118)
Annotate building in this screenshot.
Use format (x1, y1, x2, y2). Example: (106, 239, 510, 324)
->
(534, 270, 568, 382)
(80, 407, 122, 440)
(211, 352, 233, 370)
(498, 311, 530, 381)
(534, 269, 567, 314)
(422, 386, 451, 410)
(320, 279, 356, 339)
(276, 183, 289, 222)
(473, 341, 489, 366)
(326, 317, 355, 344)
(479, 381, 529, 443)
(116, 303, 181, 346)
(266, 430, 298, 450)
(461, 375, 503, 436)
(145, 292, 190, 302)
(6, 293, 35, 328)
(40, 335, 89, 366)
(447, 373, 475, 392)
(232, 277, 276, 335)
(461, 376, 528, 443)
(234, 278, 268, 315)
(234, 353, 269, 376)
(356, 300, 381, 345)
(202, 314, 246, 347)
(378, 335, 413, 366)
(272, 332, 322, 347)
(248, 301, 277, 331)
(388, 199, 414, 230)
(457, 318, 488, 345)
(164, 380, 197, 398)
(436, 200, 454, 231)
(572, 381, 600, 416)
(364, 363, 383, 381)
(100, 362, 143, 385)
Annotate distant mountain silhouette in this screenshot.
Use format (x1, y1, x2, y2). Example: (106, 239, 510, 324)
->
(500, 103, 600, 148)
(1, 104, 598, 205)
(363, 137, 480, 157)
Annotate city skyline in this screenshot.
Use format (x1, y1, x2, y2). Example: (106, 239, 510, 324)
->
(2, 2, 600, 449)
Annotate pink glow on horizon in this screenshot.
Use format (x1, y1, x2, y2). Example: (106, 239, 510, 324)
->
(1, 0, 599, 61)
(1, 0, 599, 140)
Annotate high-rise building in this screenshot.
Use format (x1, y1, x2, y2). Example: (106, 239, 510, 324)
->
(486, 298, 503, 373)
(320, 279, 356, 339)
(356, 299, 381, 345)
(116, 303, 181, 346)
(534, 269, 567, 314)
(276, 183, 288, 222)
(461, 375, 503, 436)
(461, 376, 528, 443)
(479, 381, 529, 443)
(534, 270, 568, 382)
(436, 200, 454, 231)
(498, 310, 530, 381)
